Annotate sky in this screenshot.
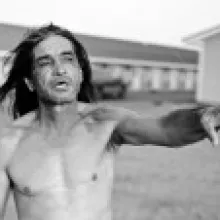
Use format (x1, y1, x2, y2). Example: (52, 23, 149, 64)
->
(1, 0, 220, 47)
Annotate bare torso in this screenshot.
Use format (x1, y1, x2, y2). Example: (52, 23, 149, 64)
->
(2, 104, 118, 220)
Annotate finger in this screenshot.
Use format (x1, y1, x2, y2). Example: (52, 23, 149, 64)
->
(201, 114, 219, 147)
(209, 123, 219, 146)
(204, 119, 219, 146)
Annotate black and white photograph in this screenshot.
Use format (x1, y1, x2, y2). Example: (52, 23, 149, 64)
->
(0, 1, 220, 219)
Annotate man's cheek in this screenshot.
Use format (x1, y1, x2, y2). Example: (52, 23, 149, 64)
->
(72, 75, 82, 91)
(35, 79, 50, 96)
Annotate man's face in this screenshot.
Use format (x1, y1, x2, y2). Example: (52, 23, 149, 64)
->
(31, 35, 82, 105)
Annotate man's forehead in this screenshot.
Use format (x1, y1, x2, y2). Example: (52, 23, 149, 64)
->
(33, 35, 75, 58)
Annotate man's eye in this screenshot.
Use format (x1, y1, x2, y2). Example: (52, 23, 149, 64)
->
(64, 56, 74, 62)
(38, 60, 52, 67)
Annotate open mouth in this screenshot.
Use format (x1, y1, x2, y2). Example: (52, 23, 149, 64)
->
(56, 81, 68, 88)
(53, 79, 70, 90)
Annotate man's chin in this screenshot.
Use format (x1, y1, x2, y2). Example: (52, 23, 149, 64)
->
(54, 97, 76, 105)
(43, 95, 76, 106)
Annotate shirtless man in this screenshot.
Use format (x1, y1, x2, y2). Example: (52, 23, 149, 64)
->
(0, 24, 219, 220)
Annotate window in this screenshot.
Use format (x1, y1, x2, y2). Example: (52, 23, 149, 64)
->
(141, 67, 153, 90)
(160, 67, 170, 90)
(192, 70, 197, 90)
(123, 65, 132, 71)
(176, 69, 187, 90)
(121, 65, 134, 83)
(100, 63, 108, 69)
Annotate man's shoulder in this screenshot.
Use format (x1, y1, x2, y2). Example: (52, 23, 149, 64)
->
(77, 102, 137, 123)
(77, 102, 112, 121)
(0, 111, 35, 139)
(5, 111, 36, 143)
(0, 111, 36, 167)
(12, 111, 36, 128)
(77, 102, 97, 114)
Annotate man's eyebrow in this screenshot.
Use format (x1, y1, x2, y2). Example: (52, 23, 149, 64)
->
(35, 51, 75, 62)
(61, 51, 75, 56)
(35, 55, 51, 62)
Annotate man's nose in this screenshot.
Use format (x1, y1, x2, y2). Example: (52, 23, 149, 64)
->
(54, 61, 66, 75)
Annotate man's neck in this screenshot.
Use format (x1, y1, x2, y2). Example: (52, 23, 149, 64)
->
(37, 101, 81, 134)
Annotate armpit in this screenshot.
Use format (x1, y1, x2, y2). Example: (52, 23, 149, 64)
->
(107, 129, 124, 152)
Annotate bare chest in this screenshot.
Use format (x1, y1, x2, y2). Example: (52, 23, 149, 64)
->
(7, 122, 116, 196)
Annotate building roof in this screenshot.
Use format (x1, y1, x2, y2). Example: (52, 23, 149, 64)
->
(0, 22, 198, 64)
(183, 23, 220, 46)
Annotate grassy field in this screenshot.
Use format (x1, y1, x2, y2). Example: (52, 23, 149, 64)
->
(4, 101, 220, 220)
(111, 101, 220, 220)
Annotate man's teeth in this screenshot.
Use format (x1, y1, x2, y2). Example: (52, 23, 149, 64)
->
(56, 82, 68, 88)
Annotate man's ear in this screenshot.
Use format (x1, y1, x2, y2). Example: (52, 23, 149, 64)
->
(24, 78, 34, 92)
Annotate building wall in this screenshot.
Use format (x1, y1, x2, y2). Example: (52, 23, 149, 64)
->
(197, 33, 220, 103)
(0, 55, 4, 85)
(92, 61, 198, 92)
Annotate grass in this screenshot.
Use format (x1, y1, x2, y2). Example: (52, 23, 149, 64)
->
(4, 101, 220, 220)
(113, 143, 220, 220)
(110, 101, 220, 220)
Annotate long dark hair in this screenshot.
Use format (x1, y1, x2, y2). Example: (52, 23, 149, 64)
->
(0, 24, 96, 119)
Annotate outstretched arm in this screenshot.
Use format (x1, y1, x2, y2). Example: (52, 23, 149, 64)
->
(87, 104, 219, 147)
(115, 107, 209, 147)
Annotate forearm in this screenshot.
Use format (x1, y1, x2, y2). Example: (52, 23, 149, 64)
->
(160, 107, 207, 147)
(117, 107, 208, 147)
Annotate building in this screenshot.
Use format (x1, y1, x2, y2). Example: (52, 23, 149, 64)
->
(184, 24, 220, 104)
(0, 23, 199, 102)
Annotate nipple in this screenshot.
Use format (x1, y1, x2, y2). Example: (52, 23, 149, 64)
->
(21, 186, 34, 196)
(23, 187, 31, 194)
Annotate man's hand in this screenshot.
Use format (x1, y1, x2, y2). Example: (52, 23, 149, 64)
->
(199, 106, 220, 147)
